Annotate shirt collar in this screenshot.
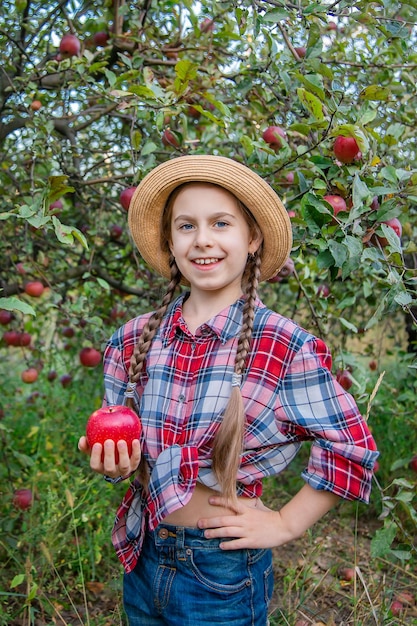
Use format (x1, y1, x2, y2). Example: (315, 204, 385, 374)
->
(160, 292, 259, 346)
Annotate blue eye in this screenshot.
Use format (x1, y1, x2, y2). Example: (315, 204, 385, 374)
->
(215, 221, 228, 228)
(179, 223, 194, 230)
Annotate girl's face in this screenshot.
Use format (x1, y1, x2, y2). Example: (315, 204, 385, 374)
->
(169, 183, 262, 300)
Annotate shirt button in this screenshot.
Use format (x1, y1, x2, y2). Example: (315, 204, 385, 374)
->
(158, 528, 169, 539)
(178, 393, 186, 402)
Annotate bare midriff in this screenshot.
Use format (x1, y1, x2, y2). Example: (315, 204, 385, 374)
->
(162, 481, 259, 527)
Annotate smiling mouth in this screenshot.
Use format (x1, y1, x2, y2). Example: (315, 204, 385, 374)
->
(193, 258, 219, 265)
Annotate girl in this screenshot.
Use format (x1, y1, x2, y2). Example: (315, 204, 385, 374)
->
(79, 155, 378, 626)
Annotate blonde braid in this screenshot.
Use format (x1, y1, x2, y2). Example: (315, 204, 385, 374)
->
(126, 255, 182, 486)
(211, 251, 262, 502)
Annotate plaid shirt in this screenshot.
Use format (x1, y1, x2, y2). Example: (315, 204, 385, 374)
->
(103, 294, 378, 573)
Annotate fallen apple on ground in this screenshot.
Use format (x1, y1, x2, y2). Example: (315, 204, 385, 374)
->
(86, 405, 142, 464)
(13, 488, 33, 510)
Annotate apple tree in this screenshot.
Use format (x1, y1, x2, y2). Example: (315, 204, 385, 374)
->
(0, 1, 416, 398)
(1, 0, 417, 589)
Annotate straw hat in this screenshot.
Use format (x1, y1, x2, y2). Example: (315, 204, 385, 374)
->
(128, 155, 292, 282)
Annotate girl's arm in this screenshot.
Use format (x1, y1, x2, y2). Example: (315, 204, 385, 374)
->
(197, 484, 340, 550)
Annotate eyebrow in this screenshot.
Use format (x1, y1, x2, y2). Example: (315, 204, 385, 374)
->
(173, 211, 238, 224)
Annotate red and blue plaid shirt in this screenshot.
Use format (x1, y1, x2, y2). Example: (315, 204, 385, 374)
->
(103, 294, 378, 573)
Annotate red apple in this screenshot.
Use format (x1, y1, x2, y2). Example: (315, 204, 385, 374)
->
(49, 199, 63, 213)
(333, 136, 360, 164)
(110, 224, 123, 239)
(336, 369, 353, 391)
(327, 21, 338, 31)
(375, 218, 402, 247)
(370, 196, 380, 211)
(284, 171, 295, 184)
(86, 405, 142, 463)
(409, 455, 417, 472)
(369, 360, 377, 371)
(3, 330, 20, 346)
(339, 567, 355, 581)
(24, 281, 45, 297)
(119, 187, 137, 211)
(390, 600, 404, 616)
(262, 125, 287, 150)
(62, 326, 75, 338)
(324, 194, 347, 216)
(13, 488, 33, 510)
(199, 18, 215, 33)
(93, 31, 109, 47)
(162, 129, 180, 148)
(17, 332, 32, 347)
(317, 283, 330, 298)
(30, 100, 42, 111)
(0, 310, 13, 325)
(47, 370, 58, 382)
(79, 347, 102, 368)
(21, 368, 39, 384)
(294, 46, 306, 58)
(60, 374, 73, 388)
(59, 34, 81, 58)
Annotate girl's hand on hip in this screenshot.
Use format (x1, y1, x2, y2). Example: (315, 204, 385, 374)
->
(77, 435, 141, 479)
(197, 496, 293, 550)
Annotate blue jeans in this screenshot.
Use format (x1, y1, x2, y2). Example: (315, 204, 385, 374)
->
(123, 523, 274, 625)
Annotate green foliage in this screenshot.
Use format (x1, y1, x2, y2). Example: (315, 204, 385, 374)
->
(0, 1, 417, 623)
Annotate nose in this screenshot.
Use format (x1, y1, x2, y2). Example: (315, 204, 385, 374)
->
(193, 225, 213, 248)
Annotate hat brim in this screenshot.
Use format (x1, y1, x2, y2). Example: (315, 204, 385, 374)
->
(128, 155, 292, 282)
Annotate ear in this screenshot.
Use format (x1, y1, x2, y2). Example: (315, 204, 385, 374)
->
(248, 232, 263, 255)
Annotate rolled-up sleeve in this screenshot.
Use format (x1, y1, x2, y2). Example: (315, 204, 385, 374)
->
(278, 336, 378, 503)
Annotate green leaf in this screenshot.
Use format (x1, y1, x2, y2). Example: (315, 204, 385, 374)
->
(131, 129, 142, 150)
(339, 317, 358, 332)
(10, 574, 25, 589)
(52, 217, 88, 249)
(0, 297, 36, 316)
(175, 59, 199, 82)
(370, 521, 397, 558)
(96, 277, 110, 291)
(359, 85, 391, 101)
(297, 88, 324, 121)
(48, 175, 75, 203)
(141, 141, 157, 156)
(352, 174, 371, 208)
(104, 68, 117, 87)
(328, 240, 348, 268)
(262, 9, 289, 21)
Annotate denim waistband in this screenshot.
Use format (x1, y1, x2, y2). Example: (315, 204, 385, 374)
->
(148, 523, 226, 550)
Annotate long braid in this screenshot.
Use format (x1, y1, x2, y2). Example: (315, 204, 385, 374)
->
(126, 254, 182, 485)
(211, 250, 262, 502)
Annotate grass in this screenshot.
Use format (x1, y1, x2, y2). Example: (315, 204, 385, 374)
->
(0, 347, 416, 625)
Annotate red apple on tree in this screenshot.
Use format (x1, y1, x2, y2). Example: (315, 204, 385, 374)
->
(262, 125, 287, 150)
(199, 18, 215, 33)
(0, 310, 13, 325)
(59, 33, 81, 58)
(30, 100, 42, 111)
(86, 405, 142, 463)
(60, 373, 73, 388)
(110, 224, 123, 239)
(162, 129, 181, 148)
(79, 347, 102, 368)
(119, 186, 137, 211)
(324, 194, 347, 216)
(409, 455, 417, 472)
(336, 369, 353, 391)
(21, 368, 39, 384)
(375, 218, 402, 247)
(294, 46, 306, 58)
(333, 135, 360, 164)
(317, 283, 330, 298)
(93, 31, 109, 47)
(13, 488, 33, 510)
